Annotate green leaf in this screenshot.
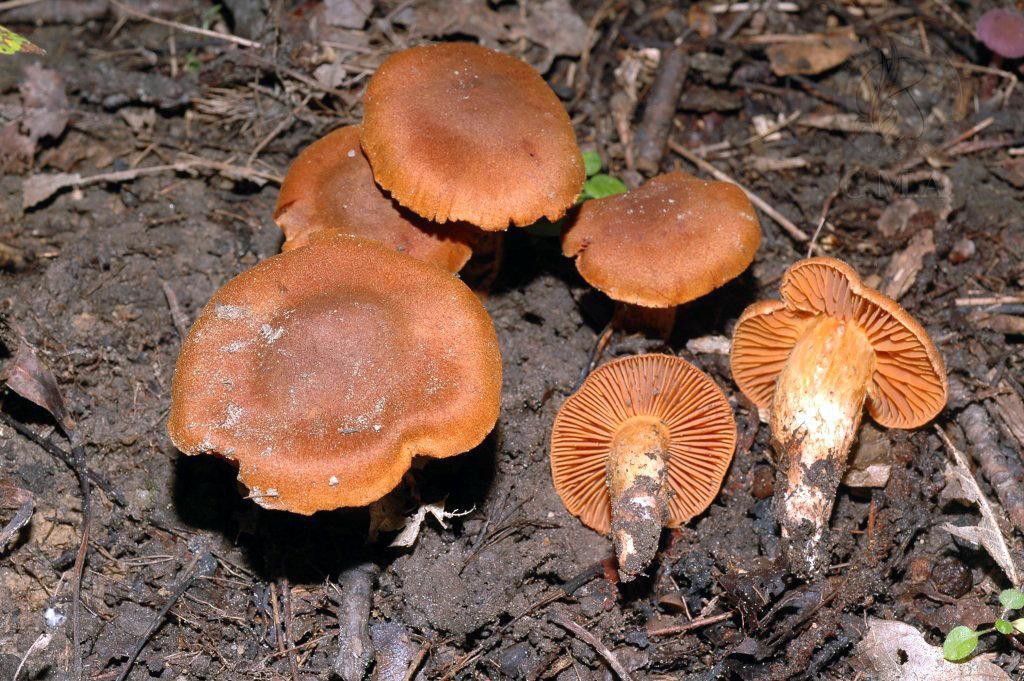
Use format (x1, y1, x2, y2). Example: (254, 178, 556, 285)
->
(582, 174, 628, 201)
(582, 150, 602, 177)
(995, 619, 1014, 635)
(1011, 618, 1024, 634)
(1000, 589, 1024, 610)
(0, 25, 44, 55)
(943, 626, 979, 661)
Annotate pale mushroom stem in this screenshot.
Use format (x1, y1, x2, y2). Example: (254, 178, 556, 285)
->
(770, 315, 876, 576)
(612, 303, 677, 338)
(607, 416, 670, 579)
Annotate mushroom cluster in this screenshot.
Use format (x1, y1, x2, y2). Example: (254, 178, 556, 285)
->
(170, 41, 587, 513)
(168, 40, 949, 589)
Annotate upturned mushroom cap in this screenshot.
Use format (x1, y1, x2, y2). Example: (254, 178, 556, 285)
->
(562, 172, 762, 308)
(274, 124, 475, 271)
(168, 234, 502, 515)
(550, 354, 736, 533)
(361, 42, 585, 231)
(731, 257, 947, 429)
(977, 8, 1024, 59)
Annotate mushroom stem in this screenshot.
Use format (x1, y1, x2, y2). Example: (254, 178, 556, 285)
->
(607, 416, 670, 579)
(612, 303, 677, 337)
(770, 315, 875, 576)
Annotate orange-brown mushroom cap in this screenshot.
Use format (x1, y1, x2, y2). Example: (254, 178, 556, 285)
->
(562, 172, 762, 308)
(550, 354, 736, 533)
(274, 124, 475, 272)
(167, 234, 502, 515)
(360, 42, 585, 231)
(731, 257, 947, 429)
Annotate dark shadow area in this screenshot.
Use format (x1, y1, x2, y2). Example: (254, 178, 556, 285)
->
(171, 425, 499, 582)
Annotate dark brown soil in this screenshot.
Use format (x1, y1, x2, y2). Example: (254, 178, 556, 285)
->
(2, 2, 1023, 680)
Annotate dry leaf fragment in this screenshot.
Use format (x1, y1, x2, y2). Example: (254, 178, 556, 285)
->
(881, 228, 935, 300)
(1, 319, 75, 438)
(842, 423, 891, 488)
(22, 172, 81, 210)
(766, 28, 859, 77)
(938, 428, 1022, 585)
(390, 499, 470, 548)
(324, 0, 375, 29)
(852, 618, 1010, 680)
(876, 198, 919, 238)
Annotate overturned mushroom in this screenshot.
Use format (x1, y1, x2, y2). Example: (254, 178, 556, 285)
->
(731, 257, 947, 575)
(274, 124, 475, 271)
(168, 234, 502, 514)
(562, 171, 761, 335)
(551, 354, 736, 579)
(361, 42, 584, 231)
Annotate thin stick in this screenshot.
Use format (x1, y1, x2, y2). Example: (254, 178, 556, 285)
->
(647, 611, 733, 636)
(0, 412, 125, 506)
(0, 0, 43, 10)
(70, 443, 91, 681)
(550, 610, 635, 681)
(669, 140, 809, 242)
(108, 0, 262, 49)
(956, 296, 1024, 306)
(282, 580, 300, 681)
(114, 551, 214, 681)
(160, 281, 189, 339)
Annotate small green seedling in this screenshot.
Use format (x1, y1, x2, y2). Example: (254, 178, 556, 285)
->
(579, 150, 627, 201)
(525, 150, 627, 237)
(0, 25, 44, 55)
(943, 588, 1024, 661)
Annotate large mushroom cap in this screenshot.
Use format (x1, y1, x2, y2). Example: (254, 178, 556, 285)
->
(731, 257, 947, 429)
(550, 354, 736, 533)
(562, 172, 762, 308)
(274, 124, 475, 272)
(168, 234, 502, 515)
(361, 42, 585, 231)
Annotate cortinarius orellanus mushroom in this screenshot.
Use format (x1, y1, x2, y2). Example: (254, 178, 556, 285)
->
(168, 234, 502, 514)
(731, 257, 947, 574)
(361, 42, 585, 231)
(551, 354, 736, 579)
(274, 124, 476, 271)
(562, 171, 761, 335)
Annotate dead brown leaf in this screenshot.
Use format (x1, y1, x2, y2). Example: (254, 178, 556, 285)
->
(0, 64, 68, 173)
(0, 477, 33, 552)
(853, 618, 1010, 680)
(766, 28, 860, 77)
(0, 318, 75, 438)
(881, 228, 935, 300)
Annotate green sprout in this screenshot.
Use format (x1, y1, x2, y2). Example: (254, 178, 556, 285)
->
(943, 588, 1024, 661)
(579, 150, 627, 201)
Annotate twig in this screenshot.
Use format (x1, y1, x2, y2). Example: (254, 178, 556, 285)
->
(160, 281, 190, 340)
(69, 442, 90, 681)
(634, 47, 689, 174)
(334, 560, 380, 681)
(956, 295, 1024, 306)
(647, 610, 734, 636)
(282, 580, 300, 681)
(108, 0, 262, 48)
(247, 94, 313, 165)
(0, 412, 125, 507)
(572, 324, 614, 393)
(12, 632, 51, 681)
(668, 140, 810, 241)
(114, 550, 215, 681)
(550, 610, 635, 681)
(0, 0, 43, 11)
(807, 168, 854, 257)
(959, 404, 1024, 532)
(403, 640, 431, 681)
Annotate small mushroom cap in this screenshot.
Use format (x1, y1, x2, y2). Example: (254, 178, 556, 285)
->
(168, 234, 502, 515)
(977, 9, 1024, 59)
(361, 42, 585, 231)
(274, 124, 475, 272)
(550, 354, 736, 533)
(731, 257, 947, 429)
(562, 172, 762, 308)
